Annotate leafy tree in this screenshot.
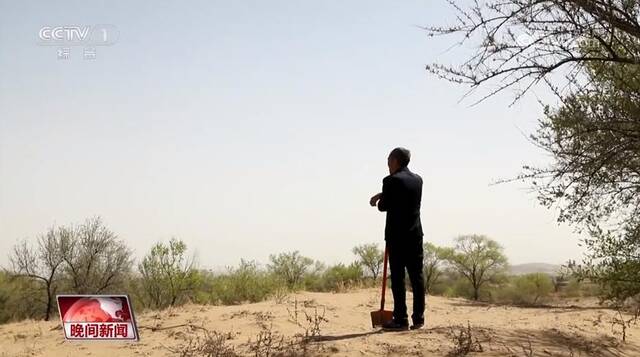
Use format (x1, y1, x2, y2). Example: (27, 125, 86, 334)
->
(513, 273, 555, 305)
(523, 54, 640, 304)
(445, 235, 508, 300)
(352, 243, 384, 280)
(427, 0, 640, 305)
(138, 238, 199, 309)
(423, 242, 451, 295)
(267, 251, 313, 289)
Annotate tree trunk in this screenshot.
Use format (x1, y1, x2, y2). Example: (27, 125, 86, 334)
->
(44, 284, 52, 321)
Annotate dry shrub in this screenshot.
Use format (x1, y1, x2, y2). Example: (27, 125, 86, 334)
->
(246, 322, 316, 357)
(271, 286, 290, 304)
(165, 325, 238, 357)
(447, 322, 483, 356)
(286, 298, 328, 340)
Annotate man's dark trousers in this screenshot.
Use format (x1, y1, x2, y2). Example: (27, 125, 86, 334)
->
(387, 236, 425, 324)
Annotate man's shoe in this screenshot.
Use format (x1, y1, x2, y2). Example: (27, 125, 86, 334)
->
(382, 319, 409, 331)
(410, 322, 424, 330)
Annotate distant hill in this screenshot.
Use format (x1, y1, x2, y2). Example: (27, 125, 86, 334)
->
(509, 263, 561, 276)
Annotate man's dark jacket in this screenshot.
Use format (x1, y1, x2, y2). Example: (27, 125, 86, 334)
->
(377, 166, 423, 242)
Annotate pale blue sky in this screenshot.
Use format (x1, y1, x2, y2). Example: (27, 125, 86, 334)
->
(0, 0, 582, 269)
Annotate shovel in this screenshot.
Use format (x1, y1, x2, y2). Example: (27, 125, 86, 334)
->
(371, 245, 393, 328)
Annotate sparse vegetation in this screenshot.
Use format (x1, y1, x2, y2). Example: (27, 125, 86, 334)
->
(423, 242, 450, 295)
(245, 321, 314, 357)
(138, 237, 200, 309)
(7, 217, 133, 321)
(61, 217, 134, 294)
(432, 267, 598, 306)
(315, 262, 365, 292)
(0, 221, 614, 328)
(246, 322, 288, 357)
(201, 260, 280, 305)
(426, 0, 640, 315)
(267, 251, 314, 290)
(444, 235, 509, 301)
(286, 298, 328, 340)
(352, 243, 383, 280)
(165, 324, 239, 357)
(2, 224, 637, 356)
(9, 231, 65, 321)
(447, 322, 484, 356)
(0, 270, 43, 323)
(611, 306, 640, 342)
(493, 273, 554, 306)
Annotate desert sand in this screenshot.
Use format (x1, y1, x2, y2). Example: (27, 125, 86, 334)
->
(1, 289, 639, 356)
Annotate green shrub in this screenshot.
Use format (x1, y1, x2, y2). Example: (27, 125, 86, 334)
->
(138, 238, 200, 309)
(267, 251, 314, 290)
(352, 244, 383, 279)
(442, 276, 475, 299)
(560, 277, 601, 299)
(0, 271, 45, 323)
(208, 260, 280, 305)
(321, 262, 365, 292)
(301, 261, 326, 291)
(493, 273, 554, 305)
(444, 235, 509, 300)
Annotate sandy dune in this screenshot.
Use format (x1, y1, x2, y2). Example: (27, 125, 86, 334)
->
(1, 289, 639, 356)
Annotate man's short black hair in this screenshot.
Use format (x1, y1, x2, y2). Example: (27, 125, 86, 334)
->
(389, 147, 411, 167)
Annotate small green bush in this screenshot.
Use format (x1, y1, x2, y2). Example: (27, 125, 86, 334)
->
(0, 271, 45, 323)
(267, 251, 314, 290)
(493, 273, 554, 305)
(138, 238, 200, 309)
(321, 262, 365, 292)
(443, 276, 475, 299)
(208, 260, 280, 305)
(560, 278, 601, 298)
(301, 261, 326, 291)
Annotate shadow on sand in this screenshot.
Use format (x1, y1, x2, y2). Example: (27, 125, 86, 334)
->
(447, 300, 612, 312)
(308, 323, 639, 356)
(310, 329, 385, 342)
(474, 327, 639, 357)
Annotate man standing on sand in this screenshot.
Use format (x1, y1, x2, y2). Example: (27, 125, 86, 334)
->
(370, 147, 425, 331)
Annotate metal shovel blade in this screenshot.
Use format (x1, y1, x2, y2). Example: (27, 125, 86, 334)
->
(370, 309, 393, 328)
